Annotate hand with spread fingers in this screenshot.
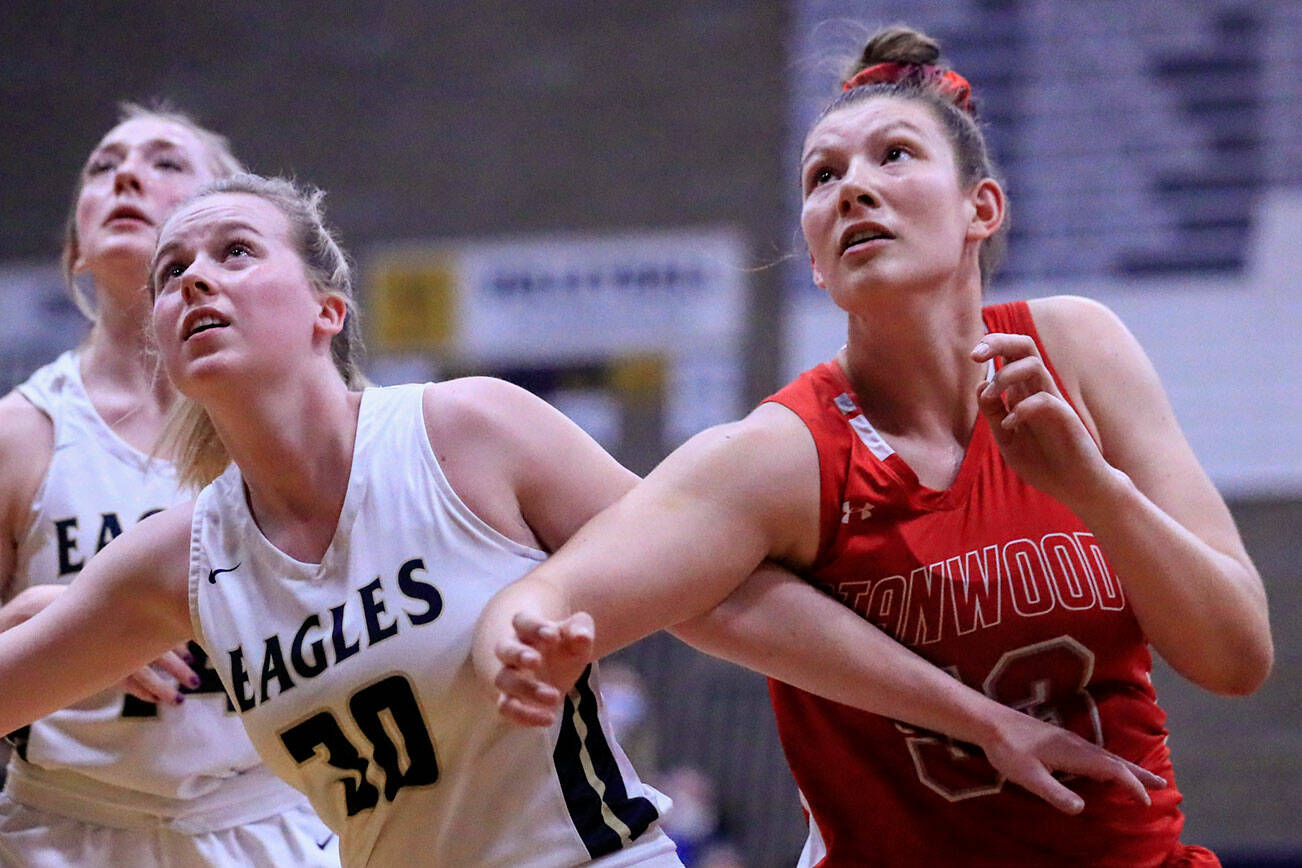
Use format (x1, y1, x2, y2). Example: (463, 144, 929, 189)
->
(493, 610, 595, 727)
(972, 334, 1119, 510)
(980, 705, 1165, 815)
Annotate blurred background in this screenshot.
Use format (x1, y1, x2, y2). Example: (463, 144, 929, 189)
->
(2, 1, 1297, 865)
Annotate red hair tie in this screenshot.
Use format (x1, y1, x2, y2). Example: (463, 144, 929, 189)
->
(842, 61, 973, 114)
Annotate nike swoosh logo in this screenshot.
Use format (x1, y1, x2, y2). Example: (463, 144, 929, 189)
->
(206, 562, 241, 584)
(316, 832, 337, 850)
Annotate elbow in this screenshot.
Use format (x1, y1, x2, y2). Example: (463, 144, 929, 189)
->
(1222, 643, 1274, 697)
(668, 601, 745, 658)
(668, 610, 725, 654)
(1194, 638, 1274, 697)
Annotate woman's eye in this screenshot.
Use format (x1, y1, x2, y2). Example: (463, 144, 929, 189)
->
(884, 146, 909, 163)
(156, 159, 185, 172)
(226, 242, 250, 258)
(154, 262, 184, 287)
(809, 167, 836, 188)
(86, 159, 115, 176)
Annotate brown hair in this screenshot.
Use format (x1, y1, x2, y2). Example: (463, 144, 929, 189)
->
(62, 101, 245, 319)
(154, 174, 367, 490)
(815, 25, 1008, 283)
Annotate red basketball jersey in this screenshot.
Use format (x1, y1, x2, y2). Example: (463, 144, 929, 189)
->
(764, 301, 1208, 867)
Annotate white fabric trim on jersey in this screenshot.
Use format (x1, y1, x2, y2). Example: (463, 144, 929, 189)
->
(16, 351, 163, 474)
(565, 692, 637, 847)
(832, 358, 996, 462)
(833, 393, 895, 461)
(3, 760, 308, 834)
(794, 788, 828, 868)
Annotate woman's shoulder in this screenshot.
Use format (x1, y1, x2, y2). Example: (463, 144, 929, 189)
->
(0, 390, 55, 528)
(420, 377, 567, 449)
(0, 389, 53, 444)
(1027, 295, 1129, 348)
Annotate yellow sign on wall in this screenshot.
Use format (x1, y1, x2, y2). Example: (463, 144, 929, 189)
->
(366, 253, 459, 354)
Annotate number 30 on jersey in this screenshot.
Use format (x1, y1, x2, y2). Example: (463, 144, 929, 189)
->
(279, 673, 439, 817)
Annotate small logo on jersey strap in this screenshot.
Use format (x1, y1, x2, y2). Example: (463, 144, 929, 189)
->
(207, 562, 241, 583)
(842, 501, 873, 523)
(316, 832, 337, 851)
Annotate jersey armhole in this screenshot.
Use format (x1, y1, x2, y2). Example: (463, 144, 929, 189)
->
(414, 384, 547, 563)
(984, 300, 1081, 418)
(186, 493, 214, 652)
(760, 396, 844, 570)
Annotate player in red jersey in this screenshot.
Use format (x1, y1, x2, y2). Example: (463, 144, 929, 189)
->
(478, 24, 1272, 868)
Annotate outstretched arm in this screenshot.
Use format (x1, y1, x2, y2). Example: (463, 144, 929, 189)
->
(0, 504, 194, 735)
(474, 403, 1165, 813)
(674, 563, 1163, 814)
(976, 296, 1271, 695)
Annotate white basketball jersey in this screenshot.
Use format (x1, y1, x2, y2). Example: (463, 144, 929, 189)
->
(7, 351, 300, 814)
(191, 384, 677, 868)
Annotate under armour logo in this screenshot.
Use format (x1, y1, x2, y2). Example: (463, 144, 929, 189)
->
(841, 501, 873, 523)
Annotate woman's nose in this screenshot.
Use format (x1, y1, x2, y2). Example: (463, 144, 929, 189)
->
(113, 161, 143, 195)
(839, 164, 877, 214)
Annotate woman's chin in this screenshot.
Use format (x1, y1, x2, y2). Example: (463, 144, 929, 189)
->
(170, 355, 242, 399)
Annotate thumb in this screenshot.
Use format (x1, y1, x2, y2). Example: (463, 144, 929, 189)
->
(558, 611, 595, 654)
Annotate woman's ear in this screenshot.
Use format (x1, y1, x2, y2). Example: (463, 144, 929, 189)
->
(314, 293, 348, 339)
(810, 252, 827, 289)
(966, 178, 1006, 242)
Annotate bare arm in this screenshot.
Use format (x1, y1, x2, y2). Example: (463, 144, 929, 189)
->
(976, 295, 1271, 695)
(0, 390, 54, 609)
(0, 504, 194, 735)
(473, 401, 1164, 811)
(472, 405, 808, 693)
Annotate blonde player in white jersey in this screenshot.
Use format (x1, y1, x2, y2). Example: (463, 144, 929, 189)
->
(0, 173, 1165, 865)
(0, 173, 680, 868)
(0, 108, 336, 866)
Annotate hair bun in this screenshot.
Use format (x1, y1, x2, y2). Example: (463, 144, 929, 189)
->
(849, 25, 942, 78)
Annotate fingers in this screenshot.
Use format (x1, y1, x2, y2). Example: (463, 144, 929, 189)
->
(493, 634, 566, 729)
(1124, 760, 1169, 791)
(1013, 764, 1085, 815)
(1041, 735, 1163, 806)
(498, 695, 559, 728)
(557, 612, 595, 657)
(984, 356, 1058, 405)
(508, 611, 596, 661)
(494, 661, 563, 708)
(975, 335, 1051, 434)
(121, 666, 184, 706)
(511, 611, 562, 648)
(152, 650, 201, 689)
(494, 609, 596, 728)
(972, 333, 1038, 365)
(998, 391, 1064, 432)
(1072, 753, 1154, 807)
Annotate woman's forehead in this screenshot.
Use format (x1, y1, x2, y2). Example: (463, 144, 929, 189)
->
(96, 116, 205, 156)
(159, 192, 287, 245)
(804, 95, 943, 151)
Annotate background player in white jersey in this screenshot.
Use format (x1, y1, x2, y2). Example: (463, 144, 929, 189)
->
(0, 173, 1165, 865)
(0, 107, 337, 866)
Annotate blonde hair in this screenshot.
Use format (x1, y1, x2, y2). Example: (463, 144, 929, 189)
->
(62, 101, 245, 320)
(155, 174, 367, 490)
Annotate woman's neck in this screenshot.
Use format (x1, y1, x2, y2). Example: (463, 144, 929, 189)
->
(839, 281, 987, 441)
(78, 279, 175, 450)
(207, 369, 362, 561)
